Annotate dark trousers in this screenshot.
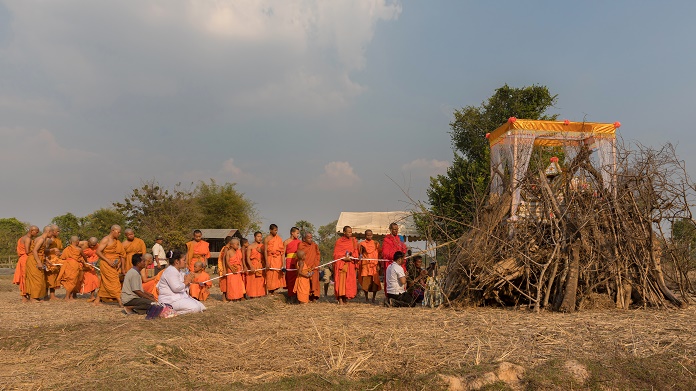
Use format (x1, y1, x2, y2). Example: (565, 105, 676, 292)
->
(124, 297, 153, 313)
(387, 292, 415, 307)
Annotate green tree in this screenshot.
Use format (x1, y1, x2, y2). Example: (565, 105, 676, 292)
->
(0, 217, 28, 259)
(316, 220, 338, 264)
(82, 208, 127, 239)
(51, 212, 85, 243)
(424, 84, 558, 241)
(195, 179, 259, 235)
(294, 220, 315, 237)
(113, 180, 198, 249)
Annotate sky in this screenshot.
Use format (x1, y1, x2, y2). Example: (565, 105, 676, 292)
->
(1, 1, 696, 237)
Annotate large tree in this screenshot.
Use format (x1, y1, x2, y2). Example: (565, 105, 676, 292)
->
(0, 217, 28, 259)
(294, 220, 316, 237)
(195, 179, 259, 235)
(423, 84, 558, 241)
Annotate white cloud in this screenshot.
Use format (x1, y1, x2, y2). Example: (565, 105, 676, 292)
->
(220, 158, 265, 187)
(401, 158, 449, 178)
(316, 161, 361, 189)
(2, 1, 402, 113)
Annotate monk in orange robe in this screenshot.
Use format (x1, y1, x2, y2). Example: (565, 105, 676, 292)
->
(217, 236, 233, 301)
(225, 238, 246, 301)
(79, 237, 101, 300)
(381, 222, 408, 295)
(359, 229, 382, 303)
(45, 225, 64, 300)
(264, 224, 285, 293)
(245, 231, 266, 298)
(293, 250, 315, 304)
(94, 225, 126, 306)
(333, 225, 359, 304)
(186, 230, 210, 272)
(14, 225, 39, 301)
(284, 227, 301, 301)
(297, 232, 321, 301)
(189, 261, 212, 301)
(140, 254, 158, 294)
(150, 268, 165, 301)
(57, 236, 87, 300)
(25, 225, 53, 301)
(122, 228, 147, 274)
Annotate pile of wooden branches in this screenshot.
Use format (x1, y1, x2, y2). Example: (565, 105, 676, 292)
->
(441, 143, 695, 311)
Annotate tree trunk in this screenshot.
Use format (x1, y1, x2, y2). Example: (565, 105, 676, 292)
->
(559, 241, 580, 313)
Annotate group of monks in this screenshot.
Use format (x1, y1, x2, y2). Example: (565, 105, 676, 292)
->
(12, 221, 410, 307)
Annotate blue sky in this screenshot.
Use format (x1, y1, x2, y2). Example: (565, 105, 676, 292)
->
(1, 1, 695, 236)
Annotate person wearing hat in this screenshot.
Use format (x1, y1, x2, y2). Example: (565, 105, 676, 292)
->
(152, 236, 167, 274)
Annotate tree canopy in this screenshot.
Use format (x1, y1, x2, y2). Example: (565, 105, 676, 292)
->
(0, 217, 27, 258)
(423, 84, 558, 242)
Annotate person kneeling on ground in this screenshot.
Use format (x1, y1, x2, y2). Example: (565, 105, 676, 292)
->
(157, 250, 206, 315)
(385, 251, 414, 307)
(121, 254, 156, 314)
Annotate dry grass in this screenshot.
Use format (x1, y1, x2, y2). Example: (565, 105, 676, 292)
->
(1, 274, 695, 390)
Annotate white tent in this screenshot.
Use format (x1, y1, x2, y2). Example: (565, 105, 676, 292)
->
(335, 211, 424, 241)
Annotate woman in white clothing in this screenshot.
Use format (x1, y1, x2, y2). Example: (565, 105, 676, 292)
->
(157, 250, 206, 315)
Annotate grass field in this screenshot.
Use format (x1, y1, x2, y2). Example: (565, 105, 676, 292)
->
(0, 273, 695, 390)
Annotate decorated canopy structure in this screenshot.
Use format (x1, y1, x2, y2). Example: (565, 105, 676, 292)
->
(488, 118, 620, 220)
(335, 211, 423, 241)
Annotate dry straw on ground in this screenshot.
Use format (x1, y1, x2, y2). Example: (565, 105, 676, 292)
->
(1, 275, 695, 390)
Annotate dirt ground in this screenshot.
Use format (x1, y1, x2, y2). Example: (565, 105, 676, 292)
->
(1, 273, 695, 391)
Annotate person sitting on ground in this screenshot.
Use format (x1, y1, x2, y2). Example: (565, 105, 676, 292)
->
(121, 254, 156, 315)
(157, 250, 206, 315)
(140, 254, 158, 294)
(385, 251, 414, 307)
(406, 255, 428, 304)
(189, 261, 212, 301)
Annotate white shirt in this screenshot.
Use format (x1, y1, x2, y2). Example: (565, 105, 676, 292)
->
(152, 243, 166, 265)
(157, 266, 191, 304)
(386, 262, 406, 295)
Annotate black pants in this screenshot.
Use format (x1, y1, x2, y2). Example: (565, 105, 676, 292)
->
(124, 297, 153, 313)
(387, 292, 415, 307)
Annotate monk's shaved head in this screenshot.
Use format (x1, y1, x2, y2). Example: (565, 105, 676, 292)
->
(70, 236, 79, 244)
(296, 250, 306, 260)
(88, 237, 98, 246)
(124, 228, 134, 234)
(111, 225, 121, 232)
(194, 261, 205, 269)
(142, 253, 153, 261)
(29, 225, 39, 232)
(43, 225, 52, 234)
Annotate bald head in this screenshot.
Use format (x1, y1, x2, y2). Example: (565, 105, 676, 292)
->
(296, 250, 306, 260)
(88, 237, 98, 246)
(43, 225, 52, 234)
(111, 225, 121, 232)
(124, 228, 134, 234)
(194, 261, 205, 269)
(70, 236, 79, 245)
(28, 226, 39, 237)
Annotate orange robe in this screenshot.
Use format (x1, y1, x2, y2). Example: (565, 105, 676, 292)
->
(81, 247, 100, 294)
(333, 236, 359, 300)
(141, 268, 158, 295)
(58, 245, 84, 295)
(45, 238, 63, 289)
(13, 238, 28, 296)
(264, 235, 285, 291)
(186, 240, 210, 272)
(98, 240, 125, 300)
(246, 244, 266, 298)
(189, 271, 212, 301)
(294, 262, 312, 303)
(298, 241, 321, 298)
(25, 239, 47, 299)
(285, 239, 301, 298)
(218, 246, 228, 294)
(225, 248, 245, 300)
(150, 269, 165, 301)
(122, 237, 146, 274)
(359, 240, 381, 292)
